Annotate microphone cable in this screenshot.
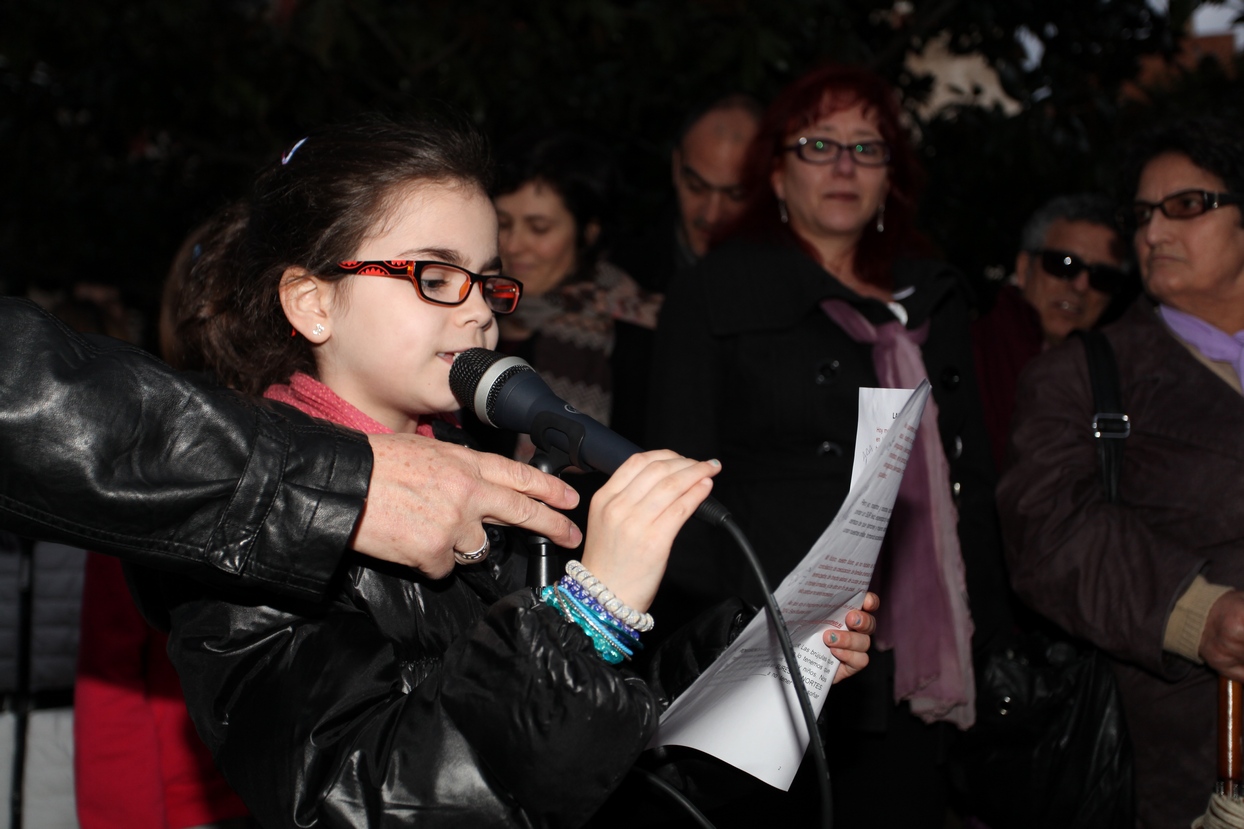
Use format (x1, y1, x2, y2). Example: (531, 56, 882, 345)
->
(638, 504, 834, 829)
(631, 767, 717, 829)
(719, 514, 834, 829)
(451, 349, 833, 825)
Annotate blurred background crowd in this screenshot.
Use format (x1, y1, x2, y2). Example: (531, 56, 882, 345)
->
(1, 0, 1240, 339)
(3, 2, 1244, 829)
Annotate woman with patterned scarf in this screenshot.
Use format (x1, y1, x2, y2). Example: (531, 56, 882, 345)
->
(490, 130, 662, 463)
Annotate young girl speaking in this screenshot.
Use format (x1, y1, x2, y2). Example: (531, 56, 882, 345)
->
(141, 115, 876, 828)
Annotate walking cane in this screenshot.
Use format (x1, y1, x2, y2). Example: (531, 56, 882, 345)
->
(1221, 677, 1242, 799)
(1194, 678, 1244, 828)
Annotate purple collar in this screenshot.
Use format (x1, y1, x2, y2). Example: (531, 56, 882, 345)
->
(1158, 304, 1244, 388)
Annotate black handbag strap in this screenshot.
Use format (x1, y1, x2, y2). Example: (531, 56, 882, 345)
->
(1075, 329, 1128, 504)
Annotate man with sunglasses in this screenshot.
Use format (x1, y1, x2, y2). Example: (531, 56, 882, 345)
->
(1016, 197, 1130, 348)
(973, 193, 1130, 467)
(614, 94, 761, 294)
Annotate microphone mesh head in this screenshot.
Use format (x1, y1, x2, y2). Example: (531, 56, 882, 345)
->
(449, 348, 534, 422)
(484, 365, 532, 422)
(449, 349, 504, 415)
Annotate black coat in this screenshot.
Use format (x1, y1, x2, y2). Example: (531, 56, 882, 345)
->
(137, 530, 655, 828)
(132, 501, 752, 829)
(124, 414, 752, 829)
(649, 238, 1008, 645)
(647, 238, 1011, 826)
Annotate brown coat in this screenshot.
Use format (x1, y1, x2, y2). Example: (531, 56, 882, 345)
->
(998, 298, 1244, 829)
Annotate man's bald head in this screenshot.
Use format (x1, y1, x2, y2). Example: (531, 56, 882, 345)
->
(672, 96, 762, 257)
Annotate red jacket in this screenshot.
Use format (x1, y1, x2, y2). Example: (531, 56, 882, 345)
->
(75, 552, 249, 829)
(970, 283, 1044, 471)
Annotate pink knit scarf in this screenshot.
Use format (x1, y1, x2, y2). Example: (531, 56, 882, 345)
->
(263, 372, 452, 437)
(821, 299, 976, 729)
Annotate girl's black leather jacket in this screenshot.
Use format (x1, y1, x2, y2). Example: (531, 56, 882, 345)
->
(130, 417, 747, 828)
(141, 528, 668, 828)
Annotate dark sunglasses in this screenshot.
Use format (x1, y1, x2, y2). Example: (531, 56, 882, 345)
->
(334, 260, 523, 315)
(1030, 249, 1126, 294)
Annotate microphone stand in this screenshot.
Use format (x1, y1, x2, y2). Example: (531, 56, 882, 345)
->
(524, 447, 569, 590)
(522, 410, 595, 590)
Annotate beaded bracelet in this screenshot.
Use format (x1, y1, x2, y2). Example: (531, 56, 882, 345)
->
(565, 560, 655, 633)
(541, 585, 626, 664)
(557, 583, 641, 654)
(557, 587, 634, 658)
(558, 576, 641, 646)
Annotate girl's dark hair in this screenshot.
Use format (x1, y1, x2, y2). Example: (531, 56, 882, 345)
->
(1119, 116, 1244, 212)
(493, 130, 620, 283)
(173, 114, 493, 395)
(722, 63, 928, 291)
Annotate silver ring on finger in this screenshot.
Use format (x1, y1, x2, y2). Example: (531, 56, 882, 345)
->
(453, 536, 490, 566)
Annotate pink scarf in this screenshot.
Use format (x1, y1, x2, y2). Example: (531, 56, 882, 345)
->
(821, 299, 976, 729)
(263, 372, 453, 437)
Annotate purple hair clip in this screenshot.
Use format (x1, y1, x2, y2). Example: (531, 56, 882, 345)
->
(281, 137, 308, 166)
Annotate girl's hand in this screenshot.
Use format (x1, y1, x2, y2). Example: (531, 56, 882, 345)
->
(827, 591, 880, 684)
(579, 451, 720, 614)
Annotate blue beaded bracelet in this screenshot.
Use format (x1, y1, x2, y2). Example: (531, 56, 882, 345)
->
(541, 586, 626, 665)
(557, 586, 639, 656)
(558, 576, 641, 644)
(557, 596, 627, 664)
(555, 586, 633, 659)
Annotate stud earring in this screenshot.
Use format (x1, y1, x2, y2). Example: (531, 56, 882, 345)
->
(312, 324, 325, 336)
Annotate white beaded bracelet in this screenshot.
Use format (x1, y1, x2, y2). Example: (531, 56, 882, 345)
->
(565, 560, 654, 632)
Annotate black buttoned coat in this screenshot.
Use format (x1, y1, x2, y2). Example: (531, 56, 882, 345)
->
(648, 237, 1009, 719)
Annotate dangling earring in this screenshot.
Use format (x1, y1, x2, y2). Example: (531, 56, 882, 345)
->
(876, 202, 886, 234)
(778, 200, 789, 224)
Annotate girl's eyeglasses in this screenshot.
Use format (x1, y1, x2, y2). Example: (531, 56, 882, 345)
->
(335, 260, 523, 315)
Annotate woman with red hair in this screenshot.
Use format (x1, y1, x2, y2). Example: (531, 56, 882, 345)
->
(650, 64, 1007, 826)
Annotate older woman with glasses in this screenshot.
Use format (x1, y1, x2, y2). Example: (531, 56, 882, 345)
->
(998, 116, 1244, 828)
(649, 63, 1009, 827)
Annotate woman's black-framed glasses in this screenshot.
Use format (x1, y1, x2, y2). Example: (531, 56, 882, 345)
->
(1119, 189, 1244, 229)
(1029, 249, 1126, 294)
(335, 260, 523, 315)
(783, 137, 891, 167)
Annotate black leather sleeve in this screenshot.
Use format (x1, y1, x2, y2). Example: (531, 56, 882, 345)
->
(0, 298, 371, 599)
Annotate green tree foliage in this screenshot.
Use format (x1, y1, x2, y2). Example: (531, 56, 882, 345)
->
(2, 0, 1235, 315)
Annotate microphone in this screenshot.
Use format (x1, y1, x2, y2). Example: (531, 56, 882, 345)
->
(449, 348, 730, 527)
